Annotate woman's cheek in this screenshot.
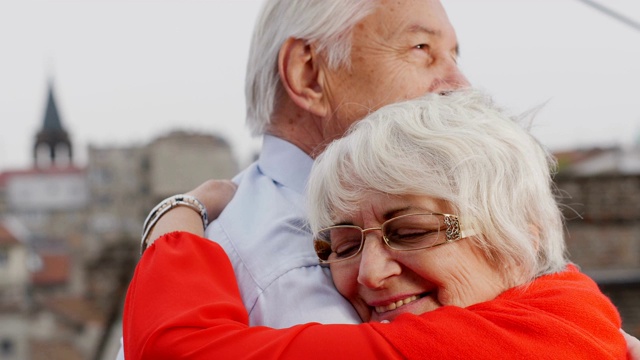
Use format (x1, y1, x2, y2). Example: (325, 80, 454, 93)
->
(330, 262, 358, 297)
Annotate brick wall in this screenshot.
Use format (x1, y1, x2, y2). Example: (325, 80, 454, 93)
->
(555, 174, 640, 337)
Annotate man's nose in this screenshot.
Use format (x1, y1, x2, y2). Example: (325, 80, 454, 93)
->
(429, 60, 470, 93)
(356, 233, 402, 289)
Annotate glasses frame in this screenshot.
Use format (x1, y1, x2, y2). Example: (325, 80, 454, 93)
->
(314, 212, 474, 264)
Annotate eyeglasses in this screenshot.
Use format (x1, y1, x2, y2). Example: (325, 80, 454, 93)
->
(314, 213, 474, 264)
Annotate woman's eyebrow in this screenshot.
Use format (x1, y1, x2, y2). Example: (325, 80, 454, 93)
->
(382, 205, 432, 220)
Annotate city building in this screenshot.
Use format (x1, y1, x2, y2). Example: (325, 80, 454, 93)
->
(0, 220, 30, 360)
(0, 80, 240, 359)
(555, 146, 640, 336)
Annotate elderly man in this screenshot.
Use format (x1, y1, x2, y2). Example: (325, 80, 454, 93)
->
(119, 0, 640, 356)
(204, 0, 468, 328)
(118, 1, 464, 356)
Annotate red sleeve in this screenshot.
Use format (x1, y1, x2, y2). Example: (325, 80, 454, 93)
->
(373, 266, 626, 359)
(123, 232, 403, 360)
(124, 232, 626, 360)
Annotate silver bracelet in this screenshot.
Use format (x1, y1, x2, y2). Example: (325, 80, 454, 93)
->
(140, 194, 209, 255)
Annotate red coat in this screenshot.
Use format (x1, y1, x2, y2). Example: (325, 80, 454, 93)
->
(124, 232, 626, 359)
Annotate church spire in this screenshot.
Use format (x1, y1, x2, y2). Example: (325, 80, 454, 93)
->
(34, 82, 73, 168)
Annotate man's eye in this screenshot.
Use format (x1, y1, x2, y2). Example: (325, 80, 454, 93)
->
(414, 44, 429, 50)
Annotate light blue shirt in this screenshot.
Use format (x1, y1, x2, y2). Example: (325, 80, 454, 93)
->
(116, 136, 360, 359)
(205, 135, 360, 327)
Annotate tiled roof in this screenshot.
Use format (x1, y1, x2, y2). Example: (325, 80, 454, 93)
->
(0, 166, 85, 179)
(29, 339, 83, 360)
(41, 295, 105, 324)
(555, 146, 640, 176)
(31, 253, 70, 285)
(553, 147, 614, 165)
(0, 223, 19, 245)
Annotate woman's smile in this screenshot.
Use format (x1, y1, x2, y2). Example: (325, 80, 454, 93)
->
(367, 289, 443, 322)
(373, 294, 422, 314)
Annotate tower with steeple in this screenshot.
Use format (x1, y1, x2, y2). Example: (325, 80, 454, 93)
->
(34, 82, 73, 168)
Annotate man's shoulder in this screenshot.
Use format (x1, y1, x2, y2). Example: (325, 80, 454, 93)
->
(226, 159, 306, 216)
(206, 158, 311, 269)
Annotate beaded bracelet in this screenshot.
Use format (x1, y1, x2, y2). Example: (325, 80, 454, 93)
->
(140, 194, 209, 255)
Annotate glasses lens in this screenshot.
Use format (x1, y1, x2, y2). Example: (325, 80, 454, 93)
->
(383, 214, 443, 250)
(313, 239, 332, 261)
(315, 226, 363, 262)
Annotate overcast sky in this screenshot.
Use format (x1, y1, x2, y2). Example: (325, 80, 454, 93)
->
(1, 0, 639, 171)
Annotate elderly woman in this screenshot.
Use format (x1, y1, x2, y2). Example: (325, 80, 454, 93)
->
(124, 90, 627, 359)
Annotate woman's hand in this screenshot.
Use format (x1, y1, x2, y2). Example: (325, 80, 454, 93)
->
(186, 179, 238, 221)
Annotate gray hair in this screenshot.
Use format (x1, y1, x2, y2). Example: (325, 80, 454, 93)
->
(245, 0, 380, 135)
(307, 89, 568, 283)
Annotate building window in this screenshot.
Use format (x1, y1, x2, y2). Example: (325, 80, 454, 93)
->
(0, 337, 14, 356)
(0, 249, 8, 268)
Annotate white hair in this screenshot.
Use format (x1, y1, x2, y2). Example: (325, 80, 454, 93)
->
(245, 0, 380, 135)
(307, 89, 568, 283)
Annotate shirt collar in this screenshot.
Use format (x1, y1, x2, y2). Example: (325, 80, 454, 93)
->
(257, 135, 314, 194)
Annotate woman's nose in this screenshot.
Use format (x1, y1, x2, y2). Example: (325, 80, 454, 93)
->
(356, 233, 402, 289)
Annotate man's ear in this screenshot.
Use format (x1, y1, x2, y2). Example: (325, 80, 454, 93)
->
(278, 37, 329, 118)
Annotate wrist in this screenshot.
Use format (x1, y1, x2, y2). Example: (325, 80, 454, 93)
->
(146, 208, 205, 247)
(141, 194, 208, 254)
